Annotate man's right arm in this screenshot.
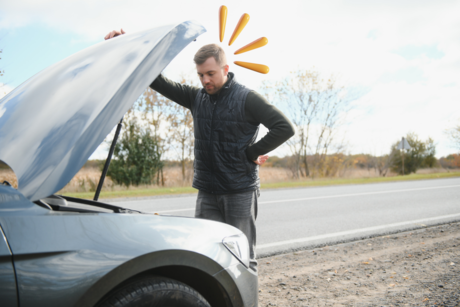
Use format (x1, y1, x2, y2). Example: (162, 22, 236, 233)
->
(150, 74, 200, 110)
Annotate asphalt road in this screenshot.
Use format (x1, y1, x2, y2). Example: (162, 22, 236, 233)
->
(111, 177, 460, 257)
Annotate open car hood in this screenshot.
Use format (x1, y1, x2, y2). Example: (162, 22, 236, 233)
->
(0, 21, 206, 201)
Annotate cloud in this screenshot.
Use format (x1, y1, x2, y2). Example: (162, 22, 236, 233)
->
(347, 80, 460, 156)
(378, 66, 426, 84)
(393, 45, 445, 60)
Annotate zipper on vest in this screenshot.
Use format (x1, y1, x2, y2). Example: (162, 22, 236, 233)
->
(209, 99, 218, 194)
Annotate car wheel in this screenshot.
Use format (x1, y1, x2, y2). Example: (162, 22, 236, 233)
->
(97, 277, 211, 307)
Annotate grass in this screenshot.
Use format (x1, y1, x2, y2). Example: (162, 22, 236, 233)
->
(62, 171, 460, 200)
(63, 186, 197, 200)
(260, 172, 460, 189)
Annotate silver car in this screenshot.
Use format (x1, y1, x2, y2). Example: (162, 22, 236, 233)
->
(0, 21, 258, 307)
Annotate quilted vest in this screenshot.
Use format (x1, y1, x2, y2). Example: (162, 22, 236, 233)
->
(192, 73, 259, 194)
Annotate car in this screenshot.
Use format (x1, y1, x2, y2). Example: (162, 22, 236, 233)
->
(0, 20, 258, 307)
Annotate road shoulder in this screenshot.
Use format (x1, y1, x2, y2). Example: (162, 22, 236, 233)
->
(258, 222, 460, 306)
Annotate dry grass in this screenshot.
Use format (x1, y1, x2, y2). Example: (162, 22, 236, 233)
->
(57, 166, 196, 193)
(61, 167, 113, 193)
(161, 167, 194, 187)
(56, 166, 458, 193)
(0, 169, 18, 188)
(0, 166, 197, 193)
(259, 167, 291, 183)
(415, 167, 452, 174)
(262, 167, 394, 182)
(339, 168, 396, 178)
(1, 166, 459, 198)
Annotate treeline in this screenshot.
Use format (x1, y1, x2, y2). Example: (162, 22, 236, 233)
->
(439, 154, 460, 169)
(263, 132, 455, 177)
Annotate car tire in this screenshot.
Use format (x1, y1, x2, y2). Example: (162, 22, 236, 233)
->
(97, 277, 211, 307)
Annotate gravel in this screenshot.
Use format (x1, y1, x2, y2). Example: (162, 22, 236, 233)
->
(258, 222, 460, 306)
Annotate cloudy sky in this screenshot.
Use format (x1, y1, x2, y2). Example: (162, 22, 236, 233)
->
(1, 0, 459, 159)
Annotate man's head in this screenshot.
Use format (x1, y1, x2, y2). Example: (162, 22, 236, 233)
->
(194, 44, 229, 95)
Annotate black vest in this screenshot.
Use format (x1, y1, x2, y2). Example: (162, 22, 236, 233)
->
(192, 73, 259, 194)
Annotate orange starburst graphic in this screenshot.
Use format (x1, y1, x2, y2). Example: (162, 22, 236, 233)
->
(219, 5, 269, 74)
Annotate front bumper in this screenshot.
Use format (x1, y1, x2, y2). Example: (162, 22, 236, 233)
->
(213, 263, 258, 307)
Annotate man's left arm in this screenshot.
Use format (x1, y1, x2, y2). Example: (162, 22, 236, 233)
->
(244, 91, 295, 164)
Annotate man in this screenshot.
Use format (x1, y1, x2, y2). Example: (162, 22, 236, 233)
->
(105, 29, 294, 271)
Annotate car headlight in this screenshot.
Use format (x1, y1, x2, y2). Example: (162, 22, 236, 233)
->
(222, 233, 250, 268)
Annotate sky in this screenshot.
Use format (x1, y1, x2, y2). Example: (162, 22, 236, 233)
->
(1, 0, 459, 159)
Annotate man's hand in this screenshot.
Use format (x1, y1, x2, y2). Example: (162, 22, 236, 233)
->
(104, 28, 126, 40)
(253, 155, 269, 165)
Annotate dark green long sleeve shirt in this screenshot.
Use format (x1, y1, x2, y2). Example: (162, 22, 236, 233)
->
(150, 73, 294, 161)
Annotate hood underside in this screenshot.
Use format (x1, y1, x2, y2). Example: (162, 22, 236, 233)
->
(0, 21, 206, 201)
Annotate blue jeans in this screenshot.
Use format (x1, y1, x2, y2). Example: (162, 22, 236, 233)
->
(195, 189, 259, 272)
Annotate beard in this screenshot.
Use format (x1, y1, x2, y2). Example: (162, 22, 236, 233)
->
(204, 84, 223, 95)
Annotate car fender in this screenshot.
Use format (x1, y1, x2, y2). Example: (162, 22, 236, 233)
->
(75, 249, 242, 307)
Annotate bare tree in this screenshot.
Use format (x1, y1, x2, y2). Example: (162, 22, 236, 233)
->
(169, 104, 194, 181)
(370, 152, 395, 177)
(134, 75, 197, 183)
(263, 68, 355, 178)
(445, 122, 460, 152)
(122, 88, 173, 186)
(167, 76, 197, 182)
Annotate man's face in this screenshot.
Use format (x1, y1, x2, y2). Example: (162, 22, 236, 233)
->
(196, 57, 229, 95)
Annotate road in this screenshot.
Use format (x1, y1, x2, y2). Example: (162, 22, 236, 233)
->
(111, 177, 460, 257)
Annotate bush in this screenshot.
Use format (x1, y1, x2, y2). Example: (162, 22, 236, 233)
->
(390, 133, 437, 175)
(107, 121, 163, 186)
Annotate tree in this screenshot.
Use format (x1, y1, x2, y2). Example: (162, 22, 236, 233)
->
(421, 138, 437, 168)
(390, 133, 437, 175)
(167, 76, 196, 182)
(169, 100, 194, 181)
(439, 154, 460, 169)
(136, 88, 170, 146)
(126, 87, 173, 185)
(107, 120, 162, 187)
(263, 68, 355, 178)
(128, 76, 196, 183)
(445, 122, 460, 152)
(370, 153, 395, 177)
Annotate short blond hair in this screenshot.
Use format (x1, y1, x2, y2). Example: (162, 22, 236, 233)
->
(194, 44, 227, 66)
